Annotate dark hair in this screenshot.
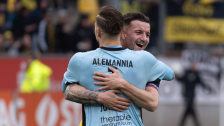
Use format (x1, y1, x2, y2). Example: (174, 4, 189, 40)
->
(123, 13, 150, 26)
(96, 6, 123, 35)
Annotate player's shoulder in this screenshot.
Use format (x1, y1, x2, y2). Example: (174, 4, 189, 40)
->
(129, 50, 155, 58)
(69, 50, 97, 62)
(73, 50, 96, 58)
(134, 50, 158, 65)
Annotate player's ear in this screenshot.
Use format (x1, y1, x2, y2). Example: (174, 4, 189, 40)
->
(94, 24, 101, 39)
(98, 28, 102, 38)
(121, 29, 126, 40)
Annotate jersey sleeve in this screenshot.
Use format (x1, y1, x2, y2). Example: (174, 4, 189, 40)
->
(144, 52, 175, 82)
(146, 79, 161, 90)
(154, 60, 175, 80)
(61, 53, 81, 92)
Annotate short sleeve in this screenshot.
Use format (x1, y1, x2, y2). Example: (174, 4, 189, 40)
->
(61, 53, 81, 92)
(143, 51, 174, 81)
(152, 61, 175, 80)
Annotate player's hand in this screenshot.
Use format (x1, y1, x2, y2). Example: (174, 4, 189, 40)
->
(97, 90, 131, 112)
(93, 66, 125, 91)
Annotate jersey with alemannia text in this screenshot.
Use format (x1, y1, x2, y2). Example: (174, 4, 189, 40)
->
(62, 47, 174, 126)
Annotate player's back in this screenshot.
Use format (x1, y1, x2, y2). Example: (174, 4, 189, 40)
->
(72, 47, 155, 91)
(64, 46, 173, 126)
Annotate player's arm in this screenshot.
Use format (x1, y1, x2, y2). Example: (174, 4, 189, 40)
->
(93, 66, 159, 112)
(64, 83, 99, 104)
(118, 81, 159, 112)
(64, 83, 131, 112)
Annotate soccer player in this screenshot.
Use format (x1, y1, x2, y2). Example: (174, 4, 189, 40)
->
(63, 12, 163, 110)
(63, 13, 164, 112)
(62, 6, 174, 126)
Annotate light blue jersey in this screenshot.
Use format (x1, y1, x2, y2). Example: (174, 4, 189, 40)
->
(62, 47, 174, 126)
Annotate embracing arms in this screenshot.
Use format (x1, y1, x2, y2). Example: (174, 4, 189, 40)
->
(93, 67, 159, 112)
(64, 83, 131, 112)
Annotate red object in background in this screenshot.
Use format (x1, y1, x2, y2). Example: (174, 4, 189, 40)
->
(0, 57, 70, 91)
(0, 91, 82, 126)
(17, 92, 82, 126)
(0, 58, 22, 90)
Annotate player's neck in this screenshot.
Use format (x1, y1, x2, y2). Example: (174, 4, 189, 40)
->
(99, 36, 121, 47)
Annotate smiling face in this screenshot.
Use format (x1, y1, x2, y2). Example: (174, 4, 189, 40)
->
(122, 20, 150, 50)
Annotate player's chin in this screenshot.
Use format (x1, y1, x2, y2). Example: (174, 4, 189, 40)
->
(134, 46, 145, 50)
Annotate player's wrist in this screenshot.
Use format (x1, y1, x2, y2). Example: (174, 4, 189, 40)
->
(96, 92, 103, 103)
(119, 79, 129, 90)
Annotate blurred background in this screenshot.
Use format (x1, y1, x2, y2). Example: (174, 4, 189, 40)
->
(0, 0, 223, 126)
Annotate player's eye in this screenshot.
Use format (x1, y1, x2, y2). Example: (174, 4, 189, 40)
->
(146, 33, 150, 38)
(135, 30, 142, 34)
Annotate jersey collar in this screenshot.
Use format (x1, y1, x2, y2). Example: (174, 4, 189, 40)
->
(100, 46, 125, 51)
